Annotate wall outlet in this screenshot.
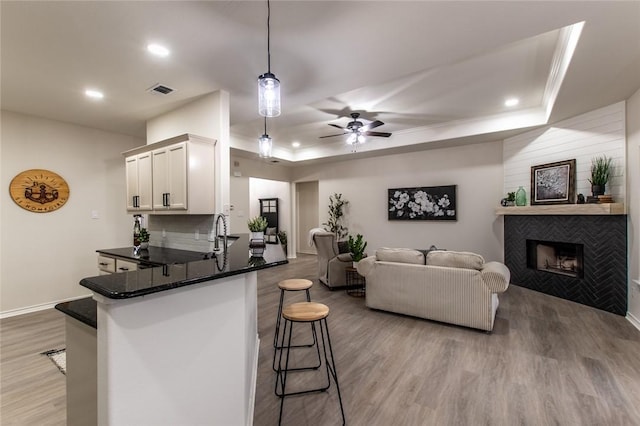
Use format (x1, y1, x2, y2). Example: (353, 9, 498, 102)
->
(162, 229, 166, 238)
(194, 230, 200, 240)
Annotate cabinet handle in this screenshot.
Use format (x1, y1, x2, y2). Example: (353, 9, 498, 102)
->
(163, 193, 170, 207)
(119, 267, 129, 271)
(99, 262, 109, 266)
(165, 193, 170, 207)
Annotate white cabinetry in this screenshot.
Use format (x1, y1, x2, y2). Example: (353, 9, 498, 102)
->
(152, 142, 187, 211)
(97, 255, 138, 275)
(125, 152, 153, 212)
(123, 134, 215, 215)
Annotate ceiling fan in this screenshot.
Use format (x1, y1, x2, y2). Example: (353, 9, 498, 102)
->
(319, 113, 392, 148)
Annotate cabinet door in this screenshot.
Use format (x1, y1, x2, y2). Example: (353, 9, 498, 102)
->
(152, 143, 187, 211)
(137, 153, 153, 210)
(152, 148, 170, 210)
(125, 154, 153, 212)
(166, 142, 187, 210)
(125, 156, 139, 211)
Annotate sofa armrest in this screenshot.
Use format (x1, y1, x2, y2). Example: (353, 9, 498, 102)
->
(481, 261, 510, 293)
(356, 256, 376, 277)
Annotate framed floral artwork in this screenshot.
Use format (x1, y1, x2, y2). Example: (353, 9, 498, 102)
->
(530, 159, 575, 205)
(388, 185, 457, 221)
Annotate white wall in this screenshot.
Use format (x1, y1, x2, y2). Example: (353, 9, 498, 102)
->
(292, 140, 505, 261)
(626, 89, 640, 324)
(0, 111, 143, 314)
(503, 102, 626, 204)
(296, 181, 319, 255)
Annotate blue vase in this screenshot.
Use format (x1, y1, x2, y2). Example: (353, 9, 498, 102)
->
(515, 186, 526, 206)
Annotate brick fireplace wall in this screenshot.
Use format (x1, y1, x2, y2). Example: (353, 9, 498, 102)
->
(504, 214, 627, 315)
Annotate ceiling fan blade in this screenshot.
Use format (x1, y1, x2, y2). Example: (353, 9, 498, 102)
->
(361, 120, 384, 131)
(364, 131, 392, 137)
(328, 123, 345, 130)
(319, 132, 348, 139)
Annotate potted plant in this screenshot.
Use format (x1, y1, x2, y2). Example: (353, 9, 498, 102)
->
(588, 155, 613, 197)
(501, 192, 516, 207)
(347, 233, 367, 267)
(322, 193, 349, 240)
(247, 216, 268, 240)
(139, 228, 150, 249)
(277, 230, 287, 255)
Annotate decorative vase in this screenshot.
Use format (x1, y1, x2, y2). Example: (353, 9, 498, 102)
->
(352, 261, 359, 268)
(515, 186, 527, 206)
(140, 242, 149, 250)
(250, 231, 264, 241)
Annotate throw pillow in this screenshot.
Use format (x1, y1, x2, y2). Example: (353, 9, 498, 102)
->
(376, 248, 425, 265)
(426, 251, 484, 270)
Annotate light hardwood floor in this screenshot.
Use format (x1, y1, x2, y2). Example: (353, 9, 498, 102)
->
(2, 254, 640, 425)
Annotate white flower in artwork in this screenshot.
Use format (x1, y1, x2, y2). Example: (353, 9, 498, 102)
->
(438, 195, 450, 208)
(434, 209, 444, 216)
(446, 210, 456, 216)
(409, 212, 416, 218)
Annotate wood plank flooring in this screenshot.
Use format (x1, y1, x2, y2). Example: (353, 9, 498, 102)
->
(2, 253, 640, 425)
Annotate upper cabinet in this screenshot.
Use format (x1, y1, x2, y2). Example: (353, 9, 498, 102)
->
(123, 134, 216, 215)
(125, 152, 153, 211)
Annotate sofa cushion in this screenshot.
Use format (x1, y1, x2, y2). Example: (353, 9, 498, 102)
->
(376, 248, 425, 265)
(426, 251, 484, 270)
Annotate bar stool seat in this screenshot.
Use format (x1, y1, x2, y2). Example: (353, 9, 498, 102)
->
(272, 279, 316, 372)
(282, 302, 329, 322)
(276, 302, 346, 425)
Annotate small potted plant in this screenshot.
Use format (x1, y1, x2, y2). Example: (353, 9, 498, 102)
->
(139, 228, 150, 249)
(588, 155, 613, 197)
(277, 230, 288, 255)
(247, 216, 268, 240)
(347, 233, 367, 267)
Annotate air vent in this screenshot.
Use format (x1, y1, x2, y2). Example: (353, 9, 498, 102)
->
(147, 84, 174, 95)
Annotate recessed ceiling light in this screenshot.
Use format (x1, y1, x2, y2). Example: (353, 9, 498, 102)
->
(504, 98, 519, 107)
(291, 142, 300, 148)
(85, 89, 104, 99)
(147, 43, 170, 57)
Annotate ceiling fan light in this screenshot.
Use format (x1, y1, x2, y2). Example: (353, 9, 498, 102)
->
(357, 134, 366, 143)
(347, 133, 357, 144)
(258, 73, 281, 117)
(258, 133, 273, 158)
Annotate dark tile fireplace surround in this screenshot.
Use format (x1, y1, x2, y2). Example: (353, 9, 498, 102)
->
(504, 214, 627, 315)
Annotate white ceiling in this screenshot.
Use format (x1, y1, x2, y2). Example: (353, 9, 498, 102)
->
(2, 1, 639, 164)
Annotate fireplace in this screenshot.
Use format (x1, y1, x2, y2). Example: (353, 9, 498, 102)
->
(504, 214, 627, 315)
(526, 240, 584, 278)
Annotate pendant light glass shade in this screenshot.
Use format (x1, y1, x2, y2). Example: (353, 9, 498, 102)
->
(258, 133, 273, 158)
(258, 0, 281, 117)
(258, 72, 281, 117)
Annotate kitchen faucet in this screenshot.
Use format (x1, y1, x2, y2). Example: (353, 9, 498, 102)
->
(213, 213, 228, 253)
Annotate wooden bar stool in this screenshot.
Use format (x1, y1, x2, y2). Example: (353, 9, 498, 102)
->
(272, 279, 318, 372)
(275, 302, 346, 426)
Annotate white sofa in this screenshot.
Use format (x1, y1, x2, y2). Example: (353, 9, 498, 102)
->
(356, 248, 510, 332)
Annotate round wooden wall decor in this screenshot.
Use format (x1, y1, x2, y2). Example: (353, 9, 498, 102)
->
(9, 169, 70, 213)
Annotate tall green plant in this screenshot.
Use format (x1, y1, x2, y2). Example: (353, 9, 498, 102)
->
(322, 193, 349, 240)
(588, 156, 613, 186)
(247, 216, 268, 232)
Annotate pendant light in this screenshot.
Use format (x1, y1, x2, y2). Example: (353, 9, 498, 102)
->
(258, 117, 273, 158)
(258, 0, 281, 117)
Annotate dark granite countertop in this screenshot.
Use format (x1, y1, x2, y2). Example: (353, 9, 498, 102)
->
(81, 234, 287, 300)
(96, 245, 210, 266)
(55, 297, 97, 329)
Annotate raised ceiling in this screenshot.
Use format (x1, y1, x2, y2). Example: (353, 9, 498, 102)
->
(2, 1, 639, 164)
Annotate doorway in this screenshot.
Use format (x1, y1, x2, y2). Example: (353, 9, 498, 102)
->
(296, 181, 319, 255)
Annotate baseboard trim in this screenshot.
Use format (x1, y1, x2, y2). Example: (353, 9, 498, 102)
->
(627, 312, 640, 332)
(0, 294, 93, 319)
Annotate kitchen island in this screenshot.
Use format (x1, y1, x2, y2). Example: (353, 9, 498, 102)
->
(66, 234, 287, 426)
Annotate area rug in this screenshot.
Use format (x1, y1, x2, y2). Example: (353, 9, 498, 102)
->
(41, 348, 66, 375)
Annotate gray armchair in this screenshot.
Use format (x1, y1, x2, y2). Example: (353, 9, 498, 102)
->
(312, 232, 353, 288)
